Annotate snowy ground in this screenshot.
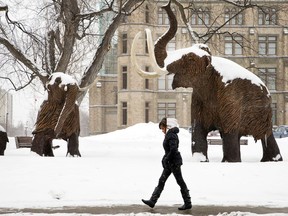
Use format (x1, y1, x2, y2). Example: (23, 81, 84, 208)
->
(1, 122, 288, 216)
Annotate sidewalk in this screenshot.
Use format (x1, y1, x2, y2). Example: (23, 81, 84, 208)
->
(1, 205, 288, 215)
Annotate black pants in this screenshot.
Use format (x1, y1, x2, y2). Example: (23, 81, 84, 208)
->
(157, 165, 188, 191)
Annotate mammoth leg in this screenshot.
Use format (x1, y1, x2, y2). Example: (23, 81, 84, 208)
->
(0, 143, 5, 155)
(31, 132, 46, 156)
(222, 133, 241, 162)
(261, 134, 283, 162)
(191, 122, 209, 162)
(43, 138, 54, 157)
(31, 130, 54, 157)
(66, 133, 81, 157)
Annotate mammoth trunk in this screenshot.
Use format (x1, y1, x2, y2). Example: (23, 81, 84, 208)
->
(154, 0, 178, 67)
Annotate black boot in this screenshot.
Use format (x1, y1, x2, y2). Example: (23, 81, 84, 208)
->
(142, 199, 155, 208)
(178, 189, 192, 210)
(142, 186, 162, 208)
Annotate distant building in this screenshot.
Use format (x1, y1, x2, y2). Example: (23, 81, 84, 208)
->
(0, 88, 13, 133)
(89, 0, 288, 134)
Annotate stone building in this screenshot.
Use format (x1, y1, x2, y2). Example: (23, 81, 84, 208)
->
(89, 0, 288, 135)
(0, 88, 13, 132)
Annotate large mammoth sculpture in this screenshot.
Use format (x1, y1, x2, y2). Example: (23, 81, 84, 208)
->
(131, 1, 283, 162)
(31, 72, 88, 157)
(0, 125, 9, 156)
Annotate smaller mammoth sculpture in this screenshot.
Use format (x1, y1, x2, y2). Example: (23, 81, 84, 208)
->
(131, 1, 282, 162)
(31, 72, 81, 157)
(0, 125, 9, 156)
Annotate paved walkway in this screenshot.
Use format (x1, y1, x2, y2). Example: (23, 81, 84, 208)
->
(1, 205, 288, 215)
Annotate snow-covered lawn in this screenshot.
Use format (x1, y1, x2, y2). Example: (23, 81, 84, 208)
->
(1, 122, 288, 216)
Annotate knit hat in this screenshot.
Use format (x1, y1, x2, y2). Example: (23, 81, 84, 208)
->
(159, 117, 179, 129)
(166, 118, 179, 129)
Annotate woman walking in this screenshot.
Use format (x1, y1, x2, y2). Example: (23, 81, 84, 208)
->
(142, 117, 192, 210)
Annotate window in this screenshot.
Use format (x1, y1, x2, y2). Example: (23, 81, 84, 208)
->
(145, 66, 150, 89)
(158, 7, 176, 25)
(224, 36, 243, 55)
(158, 75, 174, 90)
(157, 103, 176, 121)
(122, 66, 127, 89)
(190, 7, 210, 25)
(158, 7, 169, 25)
(167, 38, 176, 51)
(258, 8, 277, 25)
(145, 5, 149, 23)
(258, 36, 277, 55)
(122, 102, 127, 125)
(145, 102, 150, 123)
(122, 33, 128, 54)
(224, 8, 243, 25)
(258, 68, 276, 91)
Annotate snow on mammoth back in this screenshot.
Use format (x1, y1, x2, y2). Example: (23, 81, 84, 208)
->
(211, 56, 269, 95)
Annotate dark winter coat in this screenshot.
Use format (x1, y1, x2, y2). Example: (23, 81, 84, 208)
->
(162, 127, 183, 168)
(0, 131, 9, 155)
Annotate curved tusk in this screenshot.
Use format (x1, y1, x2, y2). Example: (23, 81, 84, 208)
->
(131, 30, 168, 79)
(145, 28, 168, 77)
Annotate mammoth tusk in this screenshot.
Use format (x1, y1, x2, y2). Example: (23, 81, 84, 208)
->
(131, 30, 168, 79)
(145, 28, 168, 77)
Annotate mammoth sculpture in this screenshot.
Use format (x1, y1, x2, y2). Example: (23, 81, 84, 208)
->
(131, 1, 283, 162)
(0, 125, 9, 156)
(31, 72, 82, 157)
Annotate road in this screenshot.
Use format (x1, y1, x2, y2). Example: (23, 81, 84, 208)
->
(1, 205, 288, 215)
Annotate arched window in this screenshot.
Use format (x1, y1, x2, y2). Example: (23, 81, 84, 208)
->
(189, 7, 210, 25)
(158, 7, 176, 25)
(224, 8, 243, 25)
(258, 8, 277, 25)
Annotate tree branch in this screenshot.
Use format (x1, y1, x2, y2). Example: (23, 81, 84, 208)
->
(54, 0, 80, 72)
(0, 37, 47, 84)
(77, 0, 145, 103)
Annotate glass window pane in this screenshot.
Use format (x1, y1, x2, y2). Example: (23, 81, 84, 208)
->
(168, 103, 176, 108)
(191, 14, 196, 25)
(167, 75, 174, 90)
(235, 44, 242, 55)
(224, 14, 229, 22)
(259, 42, 266, 55)
(268, 43, 276, 55)
(167, 41, 176, 51)
(158, 76, 165, 90)
(204, 14, 209, 25)
(238, 14, 243, 24)
(268, 36, 276, 41)
(167, 110, 176, 117)
(225, 43, 232, 55)
(258, 36, 266, 41)
(268, 76, 276, 90)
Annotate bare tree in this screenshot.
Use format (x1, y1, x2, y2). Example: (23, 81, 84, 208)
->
(0, 0, 145, 156)
(0, 0, 145, 104)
